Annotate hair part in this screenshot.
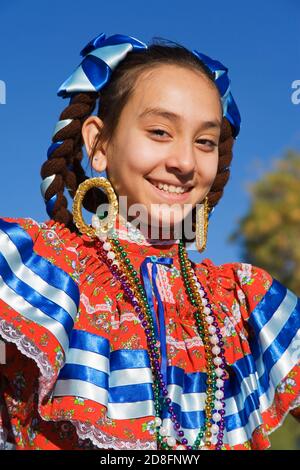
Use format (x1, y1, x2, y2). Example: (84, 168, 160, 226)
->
(41, 37, 235, 240)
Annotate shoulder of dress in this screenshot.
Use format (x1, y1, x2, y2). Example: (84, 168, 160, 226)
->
(192, 258, 278, 326)
(192, 257, 239, 291)
(0, 215, 105, 283)
(192, 257, 274, 298)
(0, 215, 42, 242)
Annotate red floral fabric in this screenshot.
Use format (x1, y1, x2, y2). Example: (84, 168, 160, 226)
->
(0, 216, 299, 450)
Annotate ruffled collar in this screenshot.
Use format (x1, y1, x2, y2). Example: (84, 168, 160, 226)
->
(54, 214, 236, 294)
(108, 212, 180, 258)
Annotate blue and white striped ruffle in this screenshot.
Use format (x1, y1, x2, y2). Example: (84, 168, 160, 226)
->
(0, 218, 79, 356)
(53, 279, 300, 447)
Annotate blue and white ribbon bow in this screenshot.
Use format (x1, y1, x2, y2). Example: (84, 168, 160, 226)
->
(58, 33, 147, 97)
(57, 32, 241, 137)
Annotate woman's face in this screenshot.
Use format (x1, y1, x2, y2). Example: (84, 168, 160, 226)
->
(83, 64, 222, 238)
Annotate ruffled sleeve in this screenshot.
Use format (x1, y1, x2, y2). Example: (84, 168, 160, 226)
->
(0, 216, 155, 450)
(231, 261, 300, 440)
(195, 258, 300, 449)
(0, 216, 83, 377)
(0, 216, 89, 449)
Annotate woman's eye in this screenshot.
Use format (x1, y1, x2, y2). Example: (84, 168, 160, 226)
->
(197, 139, 217, 149)
(149, 129, 169, 137)
(149, 131, 217, 149)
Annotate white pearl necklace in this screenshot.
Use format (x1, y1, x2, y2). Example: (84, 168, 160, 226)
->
(91, 214, 226, 448)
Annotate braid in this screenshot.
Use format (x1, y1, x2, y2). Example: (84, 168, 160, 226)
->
(40, 92, 101, 231)
(187, 118, 234, 242)
(207, 118, 234, 208)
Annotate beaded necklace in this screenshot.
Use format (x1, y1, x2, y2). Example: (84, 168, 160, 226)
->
(92, 219, 226, 450)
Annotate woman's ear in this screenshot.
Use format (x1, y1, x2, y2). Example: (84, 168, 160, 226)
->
(82, 115, 108, 173)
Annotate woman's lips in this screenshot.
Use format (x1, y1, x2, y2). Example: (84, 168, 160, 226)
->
(145, 178, 192, 203)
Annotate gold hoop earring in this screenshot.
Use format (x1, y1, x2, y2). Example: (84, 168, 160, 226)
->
(195, 196, 209, 253)
(72, 177, 118, 238)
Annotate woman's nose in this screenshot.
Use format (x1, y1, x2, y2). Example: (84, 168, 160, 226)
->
(165, 140, 196, 175)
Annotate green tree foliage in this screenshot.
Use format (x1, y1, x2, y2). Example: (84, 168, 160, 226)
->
(228, 150, 300, 449)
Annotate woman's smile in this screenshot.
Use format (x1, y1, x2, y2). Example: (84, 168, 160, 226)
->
(145, 177, 193, 203)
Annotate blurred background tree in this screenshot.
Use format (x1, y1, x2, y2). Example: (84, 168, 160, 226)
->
(228, 149, 300, 449)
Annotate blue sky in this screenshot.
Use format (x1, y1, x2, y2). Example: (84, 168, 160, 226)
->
(0, 0, 299, 265)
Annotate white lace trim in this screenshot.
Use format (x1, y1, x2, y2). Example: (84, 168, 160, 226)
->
(1, 319, 299, 450)
(0, 320, 55, 449)
(0, 320, 157, 450)
(73, 421, 157, 450)
(266, 394, 300, 442)
(0, 319, 54, 382)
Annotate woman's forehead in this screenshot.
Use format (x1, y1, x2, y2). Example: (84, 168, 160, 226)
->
(135, 63, 214, 91)
(128, 65, 222, 124)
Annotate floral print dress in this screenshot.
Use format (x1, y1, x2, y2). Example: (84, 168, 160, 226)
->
(0, 214, 299, 450)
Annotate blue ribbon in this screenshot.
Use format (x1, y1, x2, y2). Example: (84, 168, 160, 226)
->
(192, 50, 241, 138)
(57, 33, 147, 98)
(140, 255, 173, 387)
(57, 33, 241, 138)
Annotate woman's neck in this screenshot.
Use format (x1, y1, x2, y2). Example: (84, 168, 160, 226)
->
(119, 211, 180, 244)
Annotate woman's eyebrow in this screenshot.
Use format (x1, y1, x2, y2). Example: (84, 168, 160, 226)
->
(138, 106, 221, 130)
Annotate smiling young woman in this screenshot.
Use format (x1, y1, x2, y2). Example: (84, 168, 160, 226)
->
(0, 33, 299, 451)
(83, 63, 222, 233)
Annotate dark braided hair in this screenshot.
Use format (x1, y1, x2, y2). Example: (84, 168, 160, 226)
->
(40, 38, 235, 240)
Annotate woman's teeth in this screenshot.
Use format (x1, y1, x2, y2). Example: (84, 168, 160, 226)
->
(152, 181, 186, 194)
